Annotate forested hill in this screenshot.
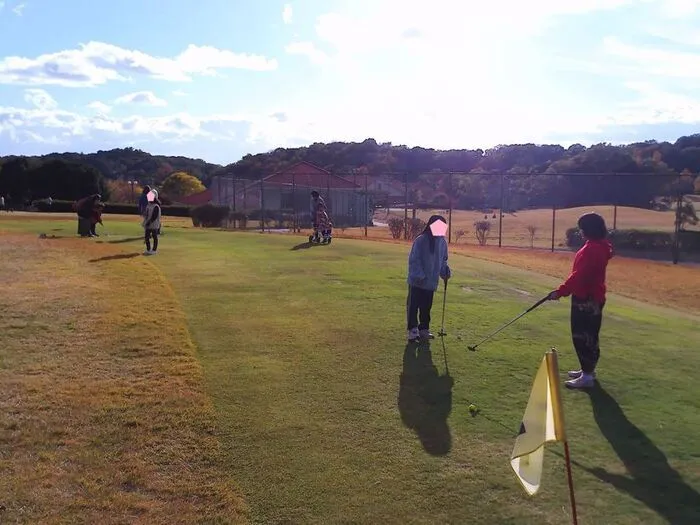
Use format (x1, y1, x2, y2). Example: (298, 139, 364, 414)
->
(0, 147, 222, 186)
(219, 136, 700, 181)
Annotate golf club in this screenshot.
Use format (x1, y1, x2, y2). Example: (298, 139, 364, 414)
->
(467, 294, 551, 351)
(438, 278, 448, 337)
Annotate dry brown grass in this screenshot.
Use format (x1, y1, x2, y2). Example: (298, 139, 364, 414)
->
(372, 205, 690, 248)
(0, 234, 247, 524)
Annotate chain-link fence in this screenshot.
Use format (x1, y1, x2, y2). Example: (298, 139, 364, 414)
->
(210, 169, 699, 264)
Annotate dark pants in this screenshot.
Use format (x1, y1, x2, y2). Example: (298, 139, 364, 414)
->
(407, 286, 434, 331)
(571, 296, 605, 374)
(145, 229, 159, 252)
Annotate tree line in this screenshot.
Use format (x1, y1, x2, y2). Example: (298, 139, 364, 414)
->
(2, 135, 700, 210)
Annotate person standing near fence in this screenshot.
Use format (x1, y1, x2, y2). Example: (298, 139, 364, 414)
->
(310, 190, 325, 230)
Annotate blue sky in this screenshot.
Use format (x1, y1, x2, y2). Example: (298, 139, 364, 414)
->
(2, 0, 700, 165)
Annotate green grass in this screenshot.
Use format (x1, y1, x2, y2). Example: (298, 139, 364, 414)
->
(3, 214, 700, 524)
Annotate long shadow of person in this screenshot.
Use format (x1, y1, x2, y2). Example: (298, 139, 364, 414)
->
(291, 241, 322, 251)
(583, 385, 700, 524)
(398, 340, 454, 456)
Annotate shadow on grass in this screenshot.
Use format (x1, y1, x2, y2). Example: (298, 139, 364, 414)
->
(97, 236, 144, 245)
(573, 385, 700, 524)
(290, 241, 324, 251)
(398, 340, 453, 456)
(89, 253, 141, 263)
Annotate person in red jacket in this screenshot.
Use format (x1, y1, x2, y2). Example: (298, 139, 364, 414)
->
(548, 212, 613, 389)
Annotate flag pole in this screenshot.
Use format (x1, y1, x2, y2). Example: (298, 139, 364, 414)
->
(563, 441, 578, 525)
(546, 348, 578, 525)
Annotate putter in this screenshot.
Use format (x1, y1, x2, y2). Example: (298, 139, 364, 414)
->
(468, 294, 550, 351)
(438, 279, 448, 337)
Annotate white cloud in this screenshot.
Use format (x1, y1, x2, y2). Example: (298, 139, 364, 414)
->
(23, 88, 57, 110)
(172, 89, 188, 96)
(285, 41, 328, 65)
(0, 2, 5, 13)
(87, 101, 112, 114)
(0, 41, 278, 87)
(603, 36, 700, 79)
(12, 2, 25, 16)
(283, 4, 293, 24)
(115, 91, 168, 107)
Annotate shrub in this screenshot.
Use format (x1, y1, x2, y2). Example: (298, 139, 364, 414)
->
(526, 225, 538, 248)
(190, 204, 230, 228)
(408, 218, 426, 240)
(388, 217, 404, 239)
(565, 227, 700, 253)
(474, 220, 491, 246)
(229, 211, 248, 229)
(455, 229, 466, 243)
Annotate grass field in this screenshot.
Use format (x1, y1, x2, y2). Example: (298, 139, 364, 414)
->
(1, 214, 700, 524)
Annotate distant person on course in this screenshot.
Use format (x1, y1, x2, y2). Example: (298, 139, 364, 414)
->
(142, 189, 162, 256)
(548, 212, 613, 390)
(310, 190, 325, 229)
(406, 215, 451, 342)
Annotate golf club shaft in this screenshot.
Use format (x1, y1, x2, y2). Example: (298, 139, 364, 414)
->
(470, 295, 549, 350)
(440, 279, 448, 333)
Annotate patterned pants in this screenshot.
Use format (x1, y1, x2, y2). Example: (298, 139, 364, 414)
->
(570, 297, 605, 374)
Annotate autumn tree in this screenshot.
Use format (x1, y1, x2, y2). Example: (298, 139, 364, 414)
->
(105, 179, 143, 203)
(161, 171, 206, 200)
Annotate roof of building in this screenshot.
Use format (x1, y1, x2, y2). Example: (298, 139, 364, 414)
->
(175, 189, 212, 205)
(262, 161, 360, 189)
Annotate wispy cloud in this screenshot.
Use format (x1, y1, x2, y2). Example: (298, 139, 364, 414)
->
(114, 91, 168, 107)
(283, 4, 293, 24)
(87, 101, 112, 114)
(172, 89, 188, 97)
(23, 88, 57, 110)
(285, 41, 328, 65)
(0, 41, 278, 87)
(12, 2, 25, 16)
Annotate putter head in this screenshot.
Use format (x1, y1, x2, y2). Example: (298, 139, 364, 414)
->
(438, 330, 447, 337)
(468, 345, 477, 352)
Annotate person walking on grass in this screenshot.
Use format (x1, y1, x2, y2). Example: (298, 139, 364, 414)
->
(548, 212, 613, 389)
(142, 189, 162, 256)
(406, 215, 451, 342)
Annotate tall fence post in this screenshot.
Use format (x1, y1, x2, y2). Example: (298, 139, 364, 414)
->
(448, 172, 453, 244)
(243, 182, 247, 228)
(292, 172, 297, 233)
(551, 202, 556, 253)
(364, 174, 369, 237)
(326, 170, 331, 215)
(613, 204, 618, 230)
(498, 173, 504, 248)
(260, 178, 265, 232)
(404, 172, 409, 240)
(217, 176, 222, 205)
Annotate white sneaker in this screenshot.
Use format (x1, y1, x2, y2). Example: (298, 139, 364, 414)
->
(419, 329, 435, 340)
(143, 250, 153, 256)
(565, 374, 595, 389)
(407, 328, 420, 342)
(568, 369, 596, 379)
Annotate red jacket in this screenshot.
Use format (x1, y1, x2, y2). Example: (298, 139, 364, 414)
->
(557, 239, 613, 303)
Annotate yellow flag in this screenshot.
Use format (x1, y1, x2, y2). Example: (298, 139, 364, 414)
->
(510, 350, 566, 496)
